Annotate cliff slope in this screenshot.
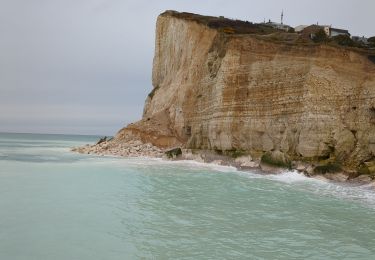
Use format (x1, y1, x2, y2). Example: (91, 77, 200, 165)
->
(116, 11, 375, 176)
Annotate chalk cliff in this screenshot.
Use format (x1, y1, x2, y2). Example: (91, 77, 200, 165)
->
(115, 11, 375, 177)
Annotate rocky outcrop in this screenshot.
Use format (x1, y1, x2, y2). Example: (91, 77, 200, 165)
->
(79, 11, 375, 180)
(72, 139, 164, 158)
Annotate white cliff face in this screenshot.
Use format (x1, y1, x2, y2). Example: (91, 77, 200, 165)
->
(119, 11, 375, 174)
(144, 14, 218, 139)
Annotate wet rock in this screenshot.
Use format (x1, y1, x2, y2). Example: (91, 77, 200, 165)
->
(96, 136, 107, 145)
(260, 151, 291, 169)
(323, 172, 349, 182)
(350, 174, 374, 184)
(235, 155, 254, 167)
(304, 166, 315, 176)
(211, 160, 223, 165)
(165, 147, 182, 158)
(260, 163, 285, 174)
(295, 163, 307, 172)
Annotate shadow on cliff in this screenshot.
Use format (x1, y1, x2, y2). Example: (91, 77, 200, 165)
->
(368, 55, 375, 64)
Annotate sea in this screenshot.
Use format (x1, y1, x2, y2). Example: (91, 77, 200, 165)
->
(0, 132, 374, 260)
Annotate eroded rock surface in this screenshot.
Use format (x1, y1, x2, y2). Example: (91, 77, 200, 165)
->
(76, 11, 375, 180)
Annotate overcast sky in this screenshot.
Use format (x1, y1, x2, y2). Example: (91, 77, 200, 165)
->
(1, 0, 374, 135)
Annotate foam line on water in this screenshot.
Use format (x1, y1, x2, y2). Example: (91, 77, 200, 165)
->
(129, 158, 375, 209)
(74, 155, 234, 170)
(263, 170, 321, 184)
(71, 155, 375, 209)
(257, 170, 375, 209)
(111, 157, 239, 173)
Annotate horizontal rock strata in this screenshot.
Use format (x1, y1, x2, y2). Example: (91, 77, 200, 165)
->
(75, 11, 375, 182)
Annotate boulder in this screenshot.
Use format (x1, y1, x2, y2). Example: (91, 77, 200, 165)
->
(260, 150, 291, 169)
(165, 147, 182, 158)
(235, 155, 254, 167)
(96, 136, 107, 145)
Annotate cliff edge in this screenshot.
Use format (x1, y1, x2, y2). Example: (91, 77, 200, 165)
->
(82, 11, 375, 180)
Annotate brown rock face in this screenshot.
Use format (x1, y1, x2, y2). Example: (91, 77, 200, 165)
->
(116, 11, 375, 173)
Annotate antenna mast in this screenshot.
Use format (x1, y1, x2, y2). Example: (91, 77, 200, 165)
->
(281, 10, 284, 24)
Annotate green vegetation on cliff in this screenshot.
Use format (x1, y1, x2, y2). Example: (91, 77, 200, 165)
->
(162, 10, 278, 35)
(261, 152, 292, 169)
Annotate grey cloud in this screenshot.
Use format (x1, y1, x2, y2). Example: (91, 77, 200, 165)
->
(0, 0, 374, 135)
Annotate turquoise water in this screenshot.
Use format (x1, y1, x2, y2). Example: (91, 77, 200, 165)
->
(0, 133, 374, 259)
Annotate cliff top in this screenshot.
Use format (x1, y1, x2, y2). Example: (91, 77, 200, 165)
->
(161, 10, 279, 35)
(161, 10, 375, 57)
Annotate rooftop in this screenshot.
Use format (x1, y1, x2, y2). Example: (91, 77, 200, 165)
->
(330, 28, 350, 33)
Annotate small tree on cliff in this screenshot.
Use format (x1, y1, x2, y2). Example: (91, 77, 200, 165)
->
(331, 34, 355, 47)
(312, 29, 328, 43)
(368, 36, 375, 47)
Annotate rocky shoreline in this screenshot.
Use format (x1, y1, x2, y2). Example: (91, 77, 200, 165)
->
(72, 139, 375, 188)
(72, 11, 375, 191)
(71, 138, 164, 158)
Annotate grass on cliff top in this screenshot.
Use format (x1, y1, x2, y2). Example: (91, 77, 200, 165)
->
(162, 10, 279, 35)
(161, 11, 375, 55)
